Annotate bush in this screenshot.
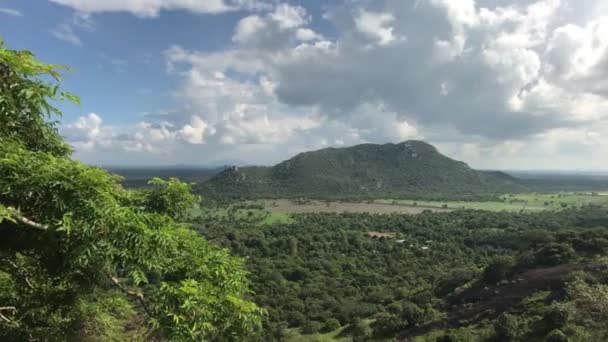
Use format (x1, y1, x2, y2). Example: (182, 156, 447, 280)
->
(436, 334, 460, 342)
(546, 329, 568, 342)
(301, 320, 321, 334)
(534, 243, 576, 266)
(434, 267, 479, 296)
(401, 302, 424, 326)
(543, 307, 568, 331)
(494, 313, 521, 341)
(322, 318, 341, 333)
(371, 314, 408, 336)
(483, 256, 515, 283)
(350, 318, 372, 342)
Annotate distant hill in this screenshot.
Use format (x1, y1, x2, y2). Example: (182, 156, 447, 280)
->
(107, 166, 227, 188)
(197, 141, 527, 199)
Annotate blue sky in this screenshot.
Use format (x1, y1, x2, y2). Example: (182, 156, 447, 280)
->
(2, 0, 608, 170)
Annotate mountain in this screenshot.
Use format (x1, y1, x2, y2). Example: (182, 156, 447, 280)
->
(197, 140, 526, 199)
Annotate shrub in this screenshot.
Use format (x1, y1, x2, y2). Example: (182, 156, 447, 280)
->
(301, 320, 321, 334)
(322, 318, 341, 333)
(483, 256, 515, 283)
(534, 243, 576, 266)
(546, 329, 568, 342)
(494, 313, 521, 341)
(371, 313, 408, 336)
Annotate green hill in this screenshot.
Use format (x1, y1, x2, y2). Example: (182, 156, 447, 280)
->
(197, 141, 526, 199)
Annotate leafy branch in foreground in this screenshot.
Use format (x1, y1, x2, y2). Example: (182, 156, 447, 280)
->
(0, 38, 262, 341)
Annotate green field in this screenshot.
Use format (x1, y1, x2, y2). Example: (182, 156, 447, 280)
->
(192, 193, 608, 228)
(377, 192, 608, 212)
(194, 206, 295, 225)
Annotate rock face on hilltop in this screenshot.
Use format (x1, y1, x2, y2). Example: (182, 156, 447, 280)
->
(197, 141, 526, 199)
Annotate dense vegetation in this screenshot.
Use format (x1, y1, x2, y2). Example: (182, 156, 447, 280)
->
(196, 206, 608, 341)
(0, 39, 261, 341)
(4, 38, 608, 342)
(197, 141, 527, 200)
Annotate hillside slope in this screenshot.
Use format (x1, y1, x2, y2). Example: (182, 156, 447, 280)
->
(197, 141, 526, 199)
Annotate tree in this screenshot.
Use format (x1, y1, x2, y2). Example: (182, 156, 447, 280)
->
(322, 318, 341, 333)
(483, 256, 515, 283)
(301, 320, 321, 334)
(350, 318, 372, 342)
(371, 313, 408, 336)
(0, 39, 262, 341)
(558, 277, 608, 323)
(401, 302, 424, 326)
(533, 243, 576, 267)
(493, 313, 520, 342)
(546, 329, 568, 342)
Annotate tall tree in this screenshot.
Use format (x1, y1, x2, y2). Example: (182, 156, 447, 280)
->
(0, 39, 262, 341)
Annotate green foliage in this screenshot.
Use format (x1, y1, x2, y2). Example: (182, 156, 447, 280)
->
(371, 313, 408, 336)
(196, 205, 608, 340)
(301, 320, 321, 335)
(533, 243, 576, 267)
(350, 318, 372, 342)
(0, 39, 261, 341)
(493, 313, 521, 341)
(558, 277, 608, 324)
(198, 141, 526, 200)
(76, 291, 145, 342)
(321, 318, 341, 333)
(546, 329, 568, 342)
(0, 38, 77, 157)
(483, 256, 515, 283)
(543, 307, 569, 331)
(434, 267, 479, 296)
(138, 177, 199, 220)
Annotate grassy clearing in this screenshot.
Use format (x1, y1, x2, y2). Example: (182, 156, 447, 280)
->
(192, 205, 294, 225)
(194, 192, 608, 222)
(378, 192, 608, 213)
(255, 199, 450, 215)
(247, 193, 608, 215)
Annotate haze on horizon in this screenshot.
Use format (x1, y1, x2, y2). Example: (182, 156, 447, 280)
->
(2, 0, 608, 171)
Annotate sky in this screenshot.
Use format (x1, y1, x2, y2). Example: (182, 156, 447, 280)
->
(1, 0, 608, 170)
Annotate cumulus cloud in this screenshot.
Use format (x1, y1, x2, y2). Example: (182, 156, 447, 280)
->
(61, 0, 608, 169)
(232, 4, 322, 50)
(354, 10, 398, 46)
(48, 0, 271, 17)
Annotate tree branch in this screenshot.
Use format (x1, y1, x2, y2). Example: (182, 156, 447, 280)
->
(0, 306, 16, 323)
(5, 260, 34, 289)
(3, 206, 48, 230)
(108, 274, 153, 318)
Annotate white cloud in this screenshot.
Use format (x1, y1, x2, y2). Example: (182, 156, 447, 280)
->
(295, 28, 322, 41)
(233, 15, 267, 43)
(48, 0, 271, 17)
(269, 3, 308, 29)
(231, 4, 321, 49)
(354, 10, 397, 46)
(178, 116, 212, 144)
(51, 13, 94, 46)
(60, 0, 608, 169)
(0, 7, 23, 17)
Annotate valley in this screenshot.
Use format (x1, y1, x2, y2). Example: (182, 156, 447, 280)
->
(4, 8, 608, 342)
(106, 144, 608, 341)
